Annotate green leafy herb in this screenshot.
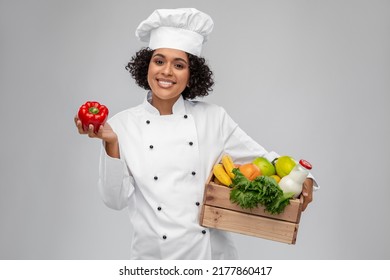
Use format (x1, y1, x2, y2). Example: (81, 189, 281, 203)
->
(229, 168, 293, 214)
(266, 191, 294, 214)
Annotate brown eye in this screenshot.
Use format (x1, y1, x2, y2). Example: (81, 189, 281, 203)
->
(175, 63, 185, 69)
(154, 59, 164, 65)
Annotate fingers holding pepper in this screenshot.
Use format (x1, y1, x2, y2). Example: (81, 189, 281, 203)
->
(86, 123, 101, 138)
(75, 115, 86, 134)
(75, 115, 103, 136)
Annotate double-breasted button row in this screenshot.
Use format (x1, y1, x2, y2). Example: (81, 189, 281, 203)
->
(162, 231, 205, 240)
(146, 114, 188, 124)
(158, 202, 200, 209)
(146, 114, 200, 241)
(149, 143, 194, 149)
(156, 201, 200, 209)
(162, 230, 205, 240)
(153, 170, 196, 181)
(157, 202, 200, 211)
(146, 119, 152, 149)
(148, 142, 194, 150)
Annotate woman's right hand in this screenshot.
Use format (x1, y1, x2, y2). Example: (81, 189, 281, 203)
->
(74, 115, 120, 158)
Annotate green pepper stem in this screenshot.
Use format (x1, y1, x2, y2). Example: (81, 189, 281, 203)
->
(89, 107, 99, 114)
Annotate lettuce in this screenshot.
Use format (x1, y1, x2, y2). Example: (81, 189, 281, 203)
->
(229, 168, 293, 214)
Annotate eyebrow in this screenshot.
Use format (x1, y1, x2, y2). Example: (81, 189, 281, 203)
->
(152, 53, 189, 65)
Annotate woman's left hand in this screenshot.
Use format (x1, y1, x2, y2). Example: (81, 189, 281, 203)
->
(301, 178, 314, 211)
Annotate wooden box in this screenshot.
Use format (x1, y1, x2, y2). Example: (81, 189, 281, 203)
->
(199, 173, 303, 244)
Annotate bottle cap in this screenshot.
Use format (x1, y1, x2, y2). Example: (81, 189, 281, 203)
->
(299, 159, 312, 170)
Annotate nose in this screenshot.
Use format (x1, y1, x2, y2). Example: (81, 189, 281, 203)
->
(161, 63, 173, 76)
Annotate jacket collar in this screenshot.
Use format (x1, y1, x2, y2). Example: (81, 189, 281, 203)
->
(143, 91, 187, 115)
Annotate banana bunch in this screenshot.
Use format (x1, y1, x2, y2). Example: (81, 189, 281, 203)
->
(213, 154, 235, 187)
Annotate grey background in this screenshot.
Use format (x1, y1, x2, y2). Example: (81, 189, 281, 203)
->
(1, 0, 389, 259)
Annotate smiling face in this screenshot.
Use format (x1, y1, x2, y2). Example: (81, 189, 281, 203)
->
(147, 48, 190, 114)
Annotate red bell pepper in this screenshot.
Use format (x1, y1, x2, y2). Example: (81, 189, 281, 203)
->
(78, 101, 109, 133)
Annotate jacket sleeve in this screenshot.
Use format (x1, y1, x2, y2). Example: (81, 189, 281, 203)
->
(98, 143, 135, 210)
(220, 107, 320, 190)
(220, 107, 278, 164)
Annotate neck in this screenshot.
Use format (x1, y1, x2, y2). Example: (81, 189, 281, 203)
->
(151, 94, 181, 115)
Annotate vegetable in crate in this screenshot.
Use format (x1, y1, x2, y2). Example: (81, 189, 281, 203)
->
(229, 168, 294, 214)
(78, 101, 109, 133)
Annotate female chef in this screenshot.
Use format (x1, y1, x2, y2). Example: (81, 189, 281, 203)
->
(75, 8, 317, 259)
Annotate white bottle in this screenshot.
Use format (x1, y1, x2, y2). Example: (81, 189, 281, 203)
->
(278, 159, 312, 198)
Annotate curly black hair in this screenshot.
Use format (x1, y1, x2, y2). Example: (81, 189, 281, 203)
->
(125, 48, 214, 100)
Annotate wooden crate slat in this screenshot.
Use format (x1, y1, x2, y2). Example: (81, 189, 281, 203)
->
(201, 205, 298, 244)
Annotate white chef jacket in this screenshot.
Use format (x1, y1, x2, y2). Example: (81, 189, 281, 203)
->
(98, 92, 285, 260)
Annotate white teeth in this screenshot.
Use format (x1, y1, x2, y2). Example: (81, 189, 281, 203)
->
(158, 80, 173, 86)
